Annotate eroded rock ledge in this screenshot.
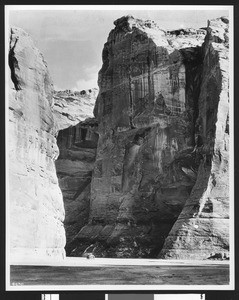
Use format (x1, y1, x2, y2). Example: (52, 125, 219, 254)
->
(70, 16, 229, 259)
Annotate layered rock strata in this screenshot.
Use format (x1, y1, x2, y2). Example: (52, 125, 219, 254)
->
(72, 16, 229, 259)
(8, 27, 66, 261)
(55, 118, 98, 255)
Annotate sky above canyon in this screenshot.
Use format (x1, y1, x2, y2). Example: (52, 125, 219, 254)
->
(8, 6, 230, 91)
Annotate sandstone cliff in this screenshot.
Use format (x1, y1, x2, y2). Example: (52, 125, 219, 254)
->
(8, 27, 66, 261)
(70, 16, 229, 259)
(159, 17, 230, 259)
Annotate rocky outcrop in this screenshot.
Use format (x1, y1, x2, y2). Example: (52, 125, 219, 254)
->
(70, 16, 229, 259)
(53, 88, 97, 131)
(159, 17, 229, 259)
(8, 27, 65, 261)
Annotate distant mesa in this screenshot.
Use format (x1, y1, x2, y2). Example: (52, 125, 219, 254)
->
(54, 87, 98, 97)
(53, 88, 98, 131)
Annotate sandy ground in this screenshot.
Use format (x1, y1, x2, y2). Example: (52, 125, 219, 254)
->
(9, 258, 229, 287)
(10, 257, 229, 266)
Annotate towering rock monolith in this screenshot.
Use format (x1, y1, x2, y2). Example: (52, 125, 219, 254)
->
(72, 16, 229, 259)
(8, 27, 66, 261)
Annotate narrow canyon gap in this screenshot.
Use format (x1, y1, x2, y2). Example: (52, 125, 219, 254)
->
(53, 92, 99, 256)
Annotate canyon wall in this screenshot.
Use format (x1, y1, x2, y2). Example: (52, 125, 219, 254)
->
(71, 16, 229, 259)
(159, 17, 230, 259)
(8, 27, 66, 261)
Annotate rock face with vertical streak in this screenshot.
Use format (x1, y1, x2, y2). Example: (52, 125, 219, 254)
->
(8, 27, 66, 261)
(71, 16, 229, 259)
(159, 17, 230, 259)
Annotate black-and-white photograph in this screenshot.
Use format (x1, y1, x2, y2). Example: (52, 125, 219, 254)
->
(5, 5, 234, 289)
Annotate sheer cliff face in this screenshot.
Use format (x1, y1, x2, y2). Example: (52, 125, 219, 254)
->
(74, 16, 229, 259)
(8, 27, 66, 261)
(159, 17, 230, 259)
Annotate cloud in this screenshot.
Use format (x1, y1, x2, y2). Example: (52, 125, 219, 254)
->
(73, 77, 98, 91)
(53, 84, 64, 91)
(73, 65, 99, 91)
(39, 39, 101, 90)
(9, 10, 114, 43)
